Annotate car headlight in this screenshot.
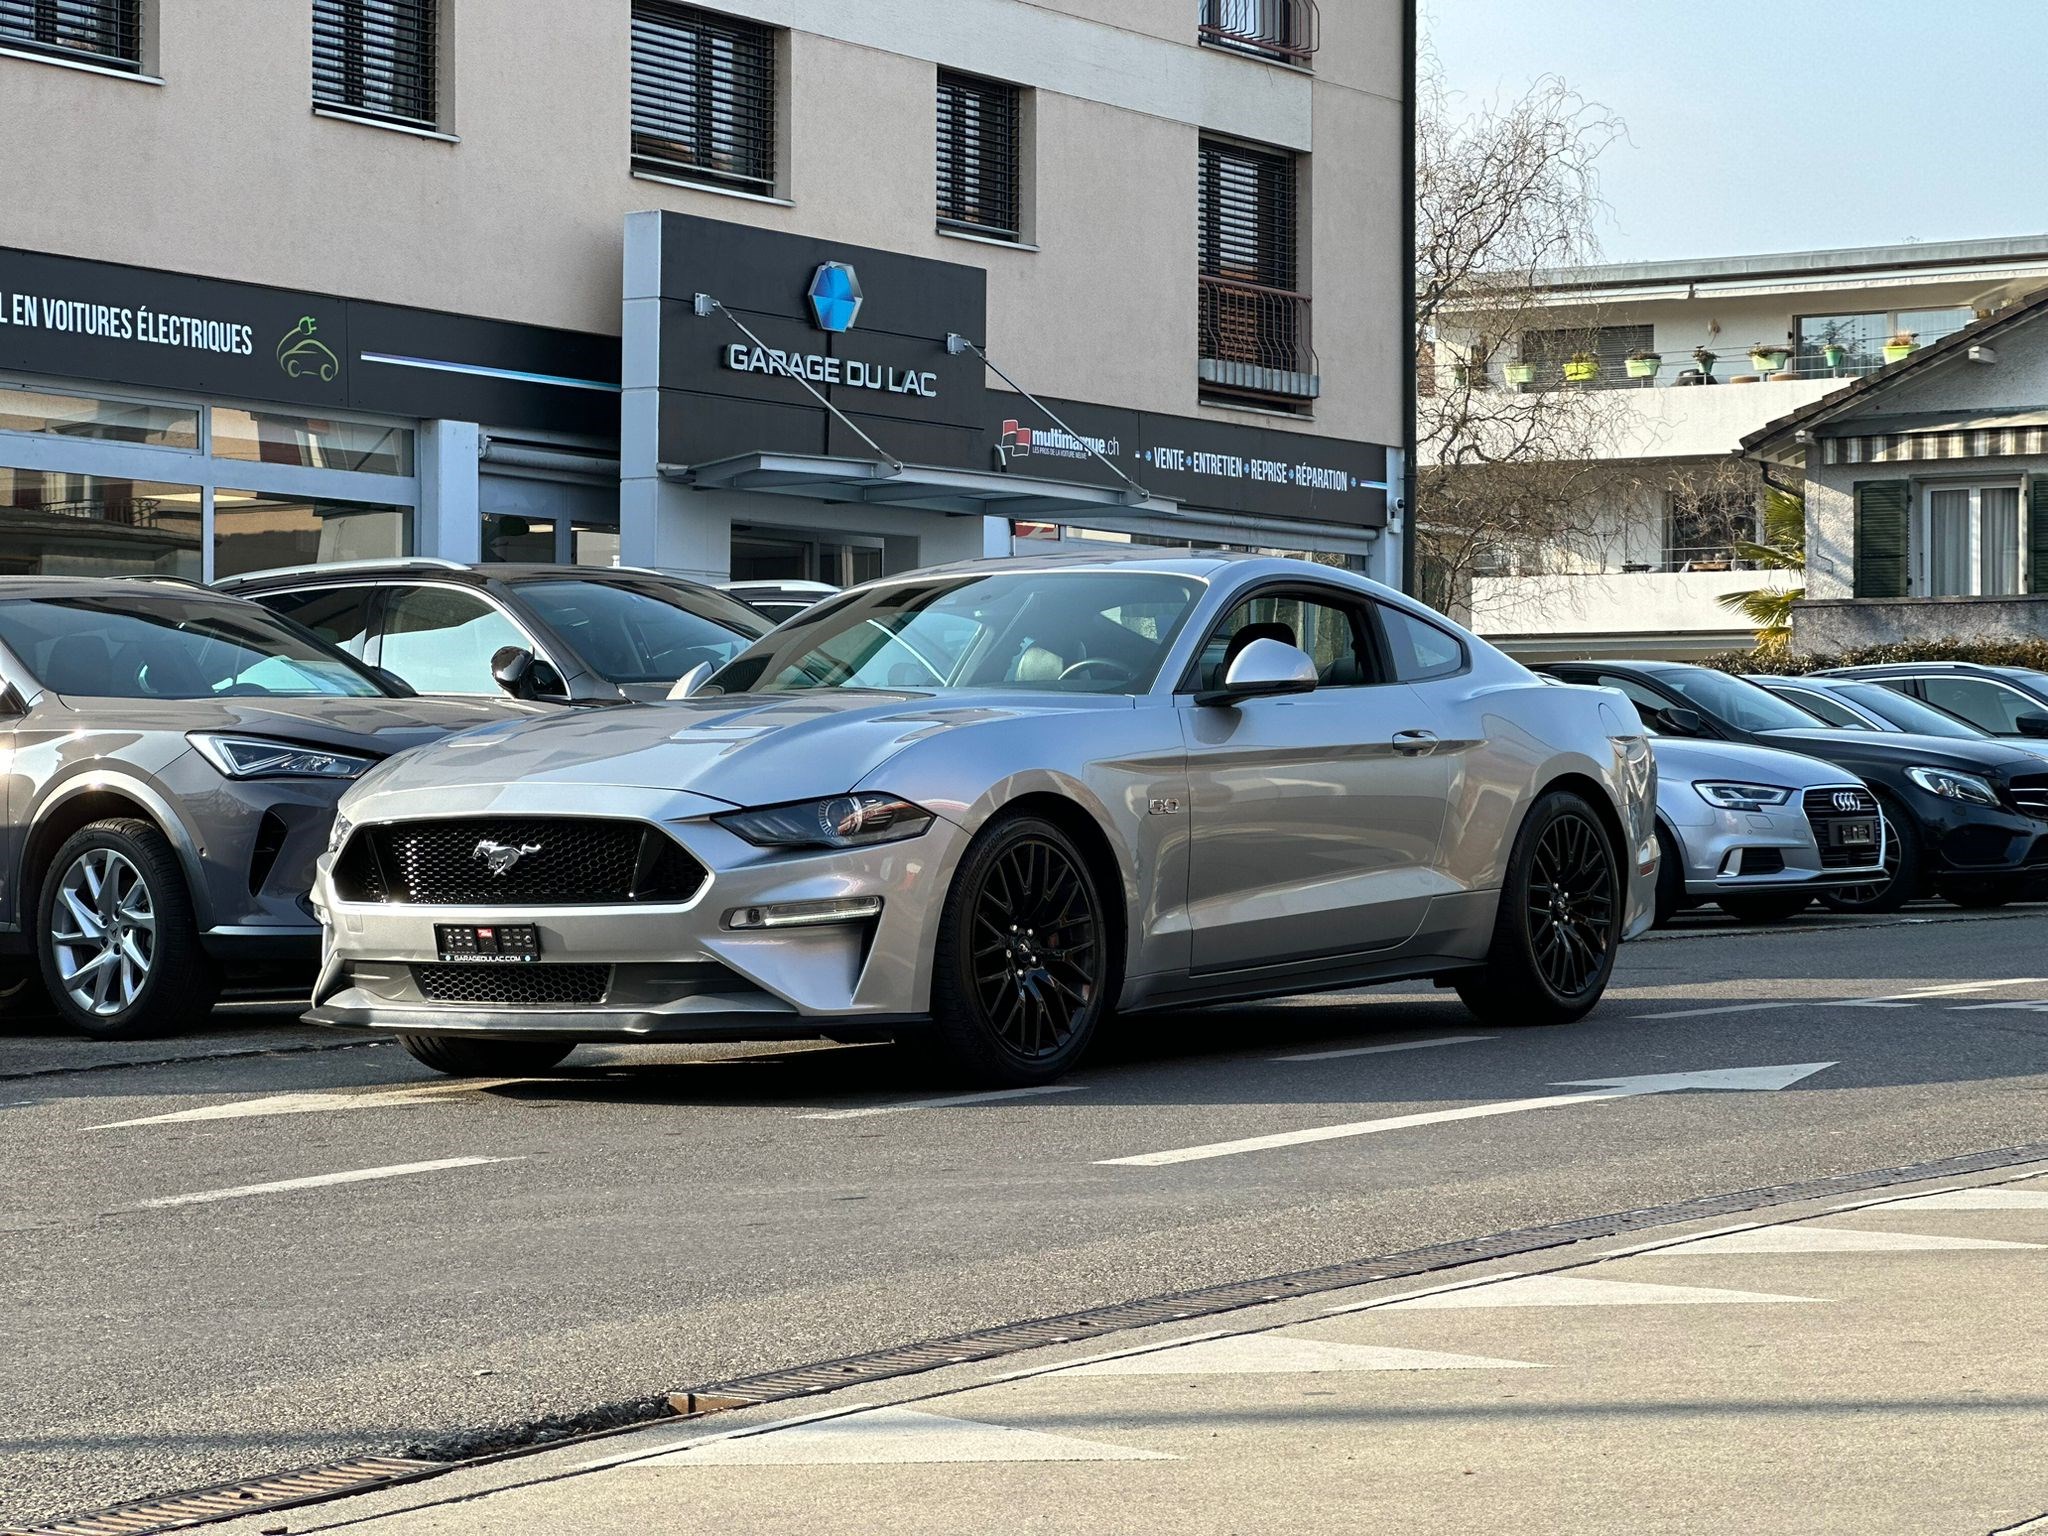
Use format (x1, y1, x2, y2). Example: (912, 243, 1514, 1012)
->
(1694, 781, 1794, 812)
(190, 734, 374, 781)
(326, 812, 354, 857)
(1905, 766, 2000, 806)
(716, 793, 935, 850)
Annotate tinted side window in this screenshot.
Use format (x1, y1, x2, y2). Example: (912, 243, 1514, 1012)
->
(1196, 593, 1373, 692)
(1777, 687, 1865, 729)
(253, 587, 374, 658)
(1916, 676, 2039, 734)
(377, 586, 544, 697)
(1377, 604, 1466, 683)
(1592, 673, 1684, 732)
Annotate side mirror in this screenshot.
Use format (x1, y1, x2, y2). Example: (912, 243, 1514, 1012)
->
(669, 662, 714, 701)
(1197, 638, 1320, 707)
(2016, 712, 2048, 739)
(372, 666, 416, 698)
(490, 645, 541, 701)
(1661, 706, 1707, 737)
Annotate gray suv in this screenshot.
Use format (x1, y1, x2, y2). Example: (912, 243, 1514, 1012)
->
(0, 579, 533, 1039)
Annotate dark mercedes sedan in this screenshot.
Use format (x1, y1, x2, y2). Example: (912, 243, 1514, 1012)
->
(1541, 660, 2048, 912)
(0, 580, 534, 1038)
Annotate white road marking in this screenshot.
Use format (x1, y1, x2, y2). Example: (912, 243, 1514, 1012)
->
(91, 1078, 534, 1130)
(136, 1156, 515, 1209)
(1656, 1225, 2040, 1255)
(800, 1085, 1086, 1121)
(1320, 1271, 1528, 1315)
(1638, 976, 2048, 1021)
(635, 1407, 1172, 1466)
(1949, 1001, 2048, 1013)
(1382, 1274, 1822, 1310)
(982, 1332, 1235, 1384)
(1867, 1188, 2048, 1211)
(1271, 1034, 1495, 1063)
(1096, 1063, 1833, 1168)
(1061, 1335, 1541, 1375)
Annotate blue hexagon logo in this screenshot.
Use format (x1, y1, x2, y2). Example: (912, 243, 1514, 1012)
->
(808, 262, 863, 334)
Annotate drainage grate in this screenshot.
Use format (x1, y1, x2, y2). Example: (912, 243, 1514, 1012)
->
(5, 1456, 440, 1536)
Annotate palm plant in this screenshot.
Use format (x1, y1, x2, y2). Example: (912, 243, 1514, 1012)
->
(1716, 487, 1806, 651)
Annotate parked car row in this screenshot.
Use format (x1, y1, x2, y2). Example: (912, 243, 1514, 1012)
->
(5, 555, 2042, 1082)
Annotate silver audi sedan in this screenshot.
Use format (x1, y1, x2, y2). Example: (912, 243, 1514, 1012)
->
(308, 554, 1658, 1084)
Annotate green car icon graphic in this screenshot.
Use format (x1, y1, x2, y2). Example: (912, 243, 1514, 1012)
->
(276, 315, 340, 382)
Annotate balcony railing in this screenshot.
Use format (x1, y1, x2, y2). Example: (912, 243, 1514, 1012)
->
(1200, 276, 1320, 405)
(1198, 0, 1319, 62)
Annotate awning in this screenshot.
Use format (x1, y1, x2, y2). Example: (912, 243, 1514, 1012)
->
(666, 452, 1182, 521)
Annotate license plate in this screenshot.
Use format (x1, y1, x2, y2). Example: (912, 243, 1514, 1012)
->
(435, 924, 541, 963)
(1832, 819, 1877, 848)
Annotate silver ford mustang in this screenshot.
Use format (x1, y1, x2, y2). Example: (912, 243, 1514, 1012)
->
(309, 554, 1658, 1083)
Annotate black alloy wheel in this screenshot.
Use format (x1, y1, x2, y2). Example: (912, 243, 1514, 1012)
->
(1525, 810, 1619, 996)
(932, 815, 1111, 1085)
(1457, 791, 1621, 1027)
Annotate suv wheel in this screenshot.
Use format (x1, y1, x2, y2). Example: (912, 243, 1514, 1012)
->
(1458, 790, 1621, 1027)
(1816, 799, 1917, 915)
(37, 819, 218, 1040)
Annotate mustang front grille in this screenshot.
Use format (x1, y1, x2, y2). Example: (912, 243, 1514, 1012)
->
(334, 818, 706, 905)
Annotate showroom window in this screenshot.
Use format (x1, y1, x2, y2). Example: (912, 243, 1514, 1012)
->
(313, 0, 440, 131)
(0, 0, 141, 71)
(937, 70, 1023, 242)
(0, 380, 416, 581)
(631, 1, 778, 196)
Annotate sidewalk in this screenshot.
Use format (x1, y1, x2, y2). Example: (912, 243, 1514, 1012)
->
(212, 1163, 2048, 1536)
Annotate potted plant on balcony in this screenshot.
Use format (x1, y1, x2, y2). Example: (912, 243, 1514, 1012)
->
(1884, 331, 1919, 364)
(1822, 341, 1847, 370)
(1563, 351, 1600, 384)
(1504, 359, 1537, 386)
(1749, 342, 1792, 374)
(1625, 349, 1661, 379)
(1691, 346, 1717, 377)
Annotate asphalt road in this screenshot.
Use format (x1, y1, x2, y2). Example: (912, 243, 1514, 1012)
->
(6, 904, 2048, 1525)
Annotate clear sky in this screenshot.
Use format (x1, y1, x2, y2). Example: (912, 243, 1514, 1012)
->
(1423, 0, 2048, 264)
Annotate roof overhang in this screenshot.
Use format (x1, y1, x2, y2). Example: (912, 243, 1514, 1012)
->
(665, 452, 1182, 520)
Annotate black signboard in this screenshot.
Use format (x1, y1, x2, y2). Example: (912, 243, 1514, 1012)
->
(0, 247, 620, 436)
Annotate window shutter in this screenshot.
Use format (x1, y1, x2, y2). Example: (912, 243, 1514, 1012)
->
(0, 0, 140, 69)
(632, 2, 778, 196)
(2029, 477, 2048, 595)
(936, 71, 1022, 241)
(313, 0, 438, 130)
(1853, 480, 1911, 598)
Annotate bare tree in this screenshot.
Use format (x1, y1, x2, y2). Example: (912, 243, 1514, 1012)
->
(1413, 57, 1634, 615)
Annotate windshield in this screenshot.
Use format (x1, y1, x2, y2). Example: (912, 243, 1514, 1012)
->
(518, 579, 772, 685)
(1658, 666, 1826, 734)
(705, 571, 1206, 696)
(1831, 681, 1982, 740)
(0, 594, 390, 699)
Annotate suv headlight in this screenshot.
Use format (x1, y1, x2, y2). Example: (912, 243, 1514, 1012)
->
(1694, 781, 1794, 812)
(190, 734, 373, 781)
(716, 793, 935, 851)
(1905, 766, 2000, 806)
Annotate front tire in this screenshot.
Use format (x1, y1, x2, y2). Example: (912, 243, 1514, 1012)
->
(37, 819, 217, 1040)
(929, 814, 1113, 1086)
(1457, 791, 1621, 1028)
(398, 1035, 575, 1077)
(1717, 892, 1812, 924)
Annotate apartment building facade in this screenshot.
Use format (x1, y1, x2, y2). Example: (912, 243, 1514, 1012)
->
(0, 0, 1410, 590)
(1429, 236, 2048, 660)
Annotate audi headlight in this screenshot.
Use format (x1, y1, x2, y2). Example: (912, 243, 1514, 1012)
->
(1694, 781, 1794, 812)
(1905, 766, 1999, 806)
(716, 793, 935, 850)
(190, 734, 373, 781)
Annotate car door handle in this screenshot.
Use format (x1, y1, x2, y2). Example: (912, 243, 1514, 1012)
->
(1392, 729, 1440, 757)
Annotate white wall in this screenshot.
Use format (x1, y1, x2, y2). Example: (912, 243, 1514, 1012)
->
(1471, 567, 1795, 641)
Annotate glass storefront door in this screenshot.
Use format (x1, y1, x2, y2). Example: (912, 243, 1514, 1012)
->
(731, 527, 886, 586)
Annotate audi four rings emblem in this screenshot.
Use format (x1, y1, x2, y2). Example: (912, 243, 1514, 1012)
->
(1833, 792, 1865, 812)
(473, 840, 542, 876)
